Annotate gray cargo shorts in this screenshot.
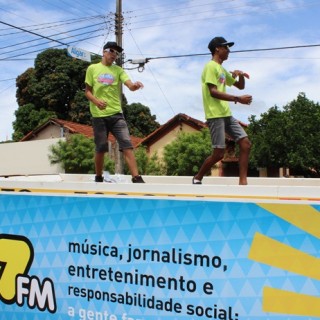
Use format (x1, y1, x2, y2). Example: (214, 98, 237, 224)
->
(207, 116, 247, 148)
(92, 113, 133, 152)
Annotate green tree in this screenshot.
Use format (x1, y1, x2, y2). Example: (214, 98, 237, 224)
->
(69, 90, 92, 125)
(12, 103, 56, 141)
(123, 103, 160, 137)
(130, 146, 166, 175)
(17, 49, 90, 118)
(16, 68, 36, 107)
(49, 134, 115, 174)
(146, 152, 167, 175)
(248, 93, 320, 177)
(163, 129, 212, 176)
(283, 93, 320, 176)
(14, 49, 91, 140)
(247, 106, 288, 168)
(132, 146, 148, 175)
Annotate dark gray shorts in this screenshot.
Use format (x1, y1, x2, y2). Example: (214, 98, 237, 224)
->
(207, 116, 247, 148)
(92, 113, 133, 152)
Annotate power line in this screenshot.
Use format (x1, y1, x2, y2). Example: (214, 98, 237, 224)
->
(125, 1, 320, 30)
(125, 43, 320, 64)
(0, 26, 106, 55)
(0, 20, 68, 46)
(0, 13, 113, 59)
(53, 0, 106, 16)
(0, 15, 103, 36)
(1, 14, 318, 63)
(232, 44, 320, 54)
(0, 14, 113, 60)
(127, 0, 252, 21)
(0, 22, 106, 52)
(38, 0, 105, 18)
(0, 77, 16, 81)
(0, 33, 105, 61)
(125, 27, 175, 121)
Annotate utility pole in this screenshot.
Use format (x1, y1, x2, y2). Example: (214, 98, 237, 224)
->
(115, 0, 124, 173)
(115, 0, 123, 60)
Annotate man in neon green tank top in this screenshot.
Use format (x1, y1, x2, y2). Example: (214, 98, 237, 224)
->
(85, 42, 145, 183)
(193, 37, 252, 185)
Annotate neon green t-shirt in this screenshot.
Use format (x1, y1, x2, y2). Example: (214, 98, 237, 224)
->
(85, 62, 130, 117)
(201, 60, 236, 119)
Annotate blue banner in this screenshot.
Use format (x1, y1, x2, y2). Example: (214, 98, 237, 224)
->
(0, 194, 319, 320)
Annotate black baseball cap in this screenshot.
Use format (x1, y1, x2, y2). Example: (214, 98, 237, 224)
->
(103, 41, 123, 53)
(208, 37, 234, 53)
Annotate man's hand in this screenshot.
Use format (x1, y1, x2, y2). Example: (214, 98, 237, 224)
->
(231, 70, 250, 79)
(131, 81, 144, 91)
(95, 99, 107, 110)
(85, 84, 107, 110)
(125, 80, 144, 91)
(237, 95, 252, 105)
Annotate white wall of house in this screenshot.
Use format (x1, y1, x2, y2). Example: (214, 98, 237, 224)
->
(26, 125, 65, 140)
(0, 138, 64, 176)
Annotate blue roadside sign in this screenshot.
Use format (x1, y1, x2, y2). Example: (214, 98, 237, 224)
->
(67, 46, 91, 62)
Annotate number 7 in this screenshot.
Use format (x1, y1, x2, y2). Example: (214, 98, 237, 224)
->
(0, 234, 34, 304)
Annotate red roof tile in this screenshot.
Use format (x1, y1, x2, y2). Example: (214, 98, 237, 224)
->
(20, 118, 143, 147)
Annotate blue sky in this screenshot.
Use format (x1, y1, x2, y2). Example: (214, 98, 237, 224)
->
(1, 0, 320, 141)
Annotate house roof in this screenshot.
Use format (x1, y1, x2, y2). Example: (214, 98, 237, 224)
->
(20, 118, 143, 147)
(20, 115, 247, 150)
(137, 113, 207, 147)
(20, 118, 92, 141)
(137, 113, 248, 148)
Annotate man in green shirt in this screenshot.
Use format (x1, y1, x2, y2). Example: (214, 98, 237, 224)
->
(193, 37, 252, 185)
(85, 41, 144, 183)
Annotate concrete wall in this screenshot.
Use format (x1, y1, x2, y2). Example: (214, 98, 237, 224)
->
(0, 138, 64, 176)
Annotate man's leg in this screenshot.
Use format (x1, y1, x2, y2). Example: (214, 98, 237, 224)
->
(95, 151, 105, 177)
(226, 117, 251, 185)
(238, 137, 251, 185)
(194, 118, 226, 184)
(92, 117, 108, 182)
(123, 149, 145, 183)
(194, 148, 225, 182)
(111, 115, 144, 183)
(123, 148, 139, 177)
